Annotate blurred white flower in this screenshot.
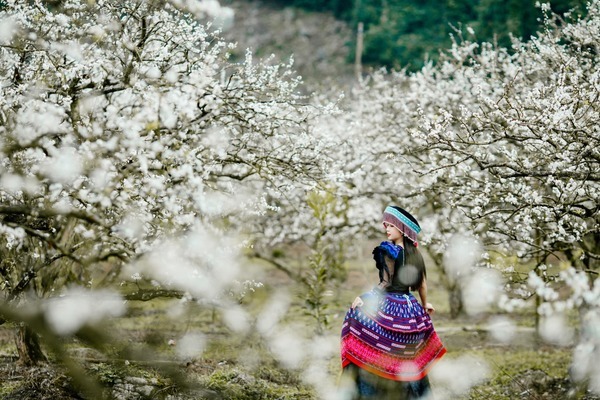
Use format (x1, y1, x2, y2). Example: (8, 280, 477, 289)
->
(0, 15, 18, 44)
(213, 5, 235, 31)
(175, 332, 205, 360)
(129, 222, 241, 299)
(462, 268, 502, 315)
(571, 310, 600, 394)
(268, 327, 305, 369)
(222, 304, 250, 333)
(15, 101, 67, 145)
(430, 355, 490, 396)
(0, 173, 24, 194)
(41, 147, 83, 184)
(444, 234, 482, 280)
(539, 313, 574, 346)
(301, 334, 344, 400)
(44, 288, 125, 335)
(487, 316, 516, 344)
(116, 214, 146, 242)
(170, 0, 234, 22)
(256, 291, 290, 335)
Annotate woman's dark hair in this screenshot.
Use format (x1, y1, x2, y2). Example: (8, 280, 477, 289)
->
(389, 236, 426, 291)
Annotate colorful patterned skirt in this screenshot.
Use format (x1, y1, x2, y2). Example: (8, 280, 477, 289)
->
(341, 290, 446, 382)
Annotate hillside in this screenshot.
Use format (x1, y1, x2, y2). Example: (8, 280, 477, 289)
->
(220, 0, 357, 91)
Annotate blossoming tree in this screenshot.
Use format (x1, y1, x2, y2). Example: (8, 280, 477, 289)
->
(410, 3, 600, 387)
(0, 0, 331, 370)
(413, 2, 599, 295)
(252, 1, 599, 323)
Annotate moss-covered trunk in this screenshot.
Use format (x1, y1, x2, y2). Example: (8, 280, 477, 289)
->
(15, 324, 47, 366)
(448, 283, 464, 318)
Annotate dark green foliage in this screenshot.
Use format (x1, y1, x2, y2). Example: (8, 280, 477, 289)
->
(270, 0, 589, 70)
(89, 363, 124, 385)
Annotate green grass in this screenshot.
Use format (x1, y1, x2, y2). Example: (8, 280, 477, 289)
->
(198, 365, 313, 400)
(450, 347, 573, 399)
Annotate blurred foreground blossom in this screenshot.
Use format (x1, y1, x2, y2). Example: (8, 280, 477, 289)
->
(0, 14, 18, 44)
(169, 0, 234, 24)
(175, 331, 206, 360)
(222, 304, 250, 333)
(497, 293, 529, 313)
(443, 234, 504, 316)
(539, 313, 574, 346)
(571, 309, 600, 394)
(300, 335, 340, 400)
(256, 291, 291, 335)
(430, 355, 490, 396)
(44, 288, 125, 336)
(267, 326, 306, 369)
(443, 234, 482, 280)
(127, 223, 240, 299)
(487, 316, 517, 344)
(462, 268, 503, 315)
(529, 267, 600, 317)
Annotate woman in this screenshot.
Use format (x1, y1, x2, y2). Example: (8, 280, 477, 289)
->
(340, 206, 446, 399)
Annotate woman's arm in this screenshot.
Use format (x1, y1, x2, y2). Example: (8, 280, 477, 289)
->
(418, 277, 435, 314)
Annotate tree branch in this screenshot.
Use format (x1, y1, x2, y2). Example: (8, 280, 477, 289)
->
(0, 205, 105, 227)
(122, 289, 184, 301)
(249, 251, 295, 278)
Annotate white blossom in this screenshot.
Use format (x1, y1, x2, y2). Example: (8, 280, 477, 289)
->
(44, 288, 125, 335)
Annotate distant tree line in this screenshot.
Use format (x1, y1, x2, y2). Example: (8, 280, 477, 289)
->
(272, 0, 588, 70)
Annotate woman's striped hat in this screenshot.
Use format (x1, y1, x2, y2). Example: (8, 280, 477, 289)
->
(382, 206, 421, 246)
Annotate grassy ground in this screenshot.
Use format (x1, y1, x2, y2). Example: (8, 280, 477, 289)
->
(0, 249, 597, 399)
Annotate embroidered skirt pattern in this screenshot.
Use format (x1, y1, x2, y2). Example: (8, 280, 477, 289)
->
(341, 291, 446, 381)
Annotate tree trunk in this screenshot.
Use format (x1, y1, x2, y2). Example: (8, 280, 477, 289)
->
(448, 284, 464, 318)
(15, 324, 47, 366)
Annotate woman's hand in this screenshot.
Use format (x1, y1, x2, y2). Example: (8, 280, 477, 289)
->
(351, 296, 364, 309)
(424, 302, 435, 314)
